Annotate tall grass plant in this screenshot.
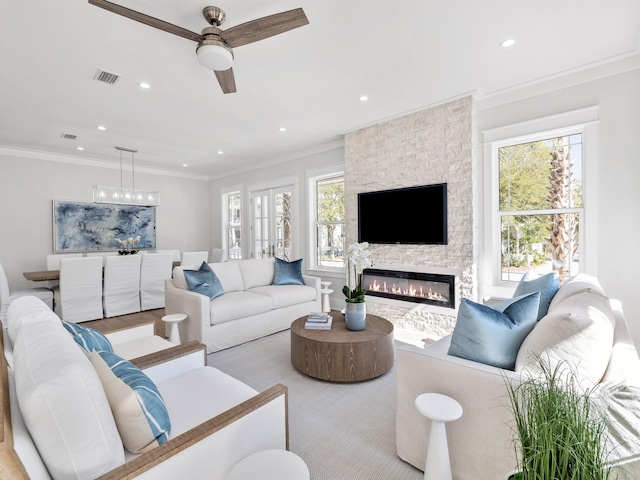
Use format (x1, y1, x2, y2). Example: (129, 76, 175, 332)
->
(506, 358, 613, 480)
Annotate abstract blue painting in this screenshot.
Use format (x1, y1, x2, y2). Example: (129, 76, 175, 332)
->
(53, 201, 156, 252)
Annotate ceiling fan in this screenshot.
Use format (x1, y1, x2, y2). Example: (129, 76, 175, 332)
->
(88, 0, 309, 94)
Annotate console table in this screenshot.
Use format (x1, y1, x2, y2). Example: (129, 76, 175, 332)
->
(290, 312, 394, 383)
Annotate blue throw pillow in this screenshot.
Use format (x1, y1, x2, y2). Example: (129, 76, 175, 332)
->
(513, 270, 560, 320)
(184, 261, 224, 300)
(447, 292, 540, 370)
(273, 257, 304, 286)
(90, 350, 171, 454)
(61, 320, 114, 353)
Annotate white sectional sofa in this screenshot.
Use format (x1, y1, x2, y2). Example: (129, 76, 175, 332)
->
(165, 258, 321, 353)
(1, 296, 288, 480)
(396, 274, 640, 480)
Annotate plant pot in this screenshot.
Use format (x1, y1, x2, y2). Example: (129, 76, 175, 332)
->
(344, 302, 366, 331)
(504, 470, 522, 480)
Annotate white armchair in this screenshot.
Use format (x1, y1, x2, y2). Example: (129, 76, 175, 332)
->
(2, 299, 288, 480)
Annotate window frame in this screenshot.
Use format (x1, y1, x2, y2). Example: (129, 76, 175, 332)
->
(306, 165, 346, 274)
(221, 186, 243, 260)
(481, 107, 599, 292)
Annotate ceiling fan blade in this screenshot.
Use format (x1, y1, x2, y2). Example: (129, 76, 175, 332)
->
(220, 8, 309, 48)
(88, 0, 202, 42)
(215, 68, 237, 94)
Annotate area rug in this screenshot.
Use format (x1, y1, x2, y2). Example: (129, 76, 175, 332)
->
(207, 330, 424, 480)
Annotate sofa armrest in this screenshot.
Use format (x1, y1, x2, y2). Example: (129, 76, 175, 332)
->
(302, 274, 321, 304)
(134, 341, 207, 385)
(96, 384, 289, 480)
(102, 321, 156, 343)
(396, 337, 522, 480)
(164, 280, 209, 345)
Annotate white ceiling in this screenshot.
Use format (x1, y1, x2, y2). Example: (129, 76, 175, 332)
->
(1, 0, 639, 177)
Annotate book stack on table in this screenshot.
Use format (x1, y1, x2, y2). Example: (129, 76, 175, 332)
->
(305, 312, 332, 330)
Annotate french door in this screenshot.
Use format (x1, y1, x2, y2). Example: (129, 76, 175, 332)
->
(250, 185, 295, 260)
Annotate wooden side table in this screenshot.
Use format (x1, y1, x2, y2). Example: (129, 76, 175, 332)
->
(290, 312, 394, 382)
(161, 313, 186, 345)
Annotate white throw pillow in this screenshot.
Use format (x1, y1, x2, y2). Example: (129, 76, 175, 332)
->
(516, 290, 615, 387)
(548, 273, 606, 311)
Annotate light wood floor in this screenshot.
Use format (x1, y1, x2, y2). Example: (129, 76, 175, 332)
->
(82, 308, 168, 338)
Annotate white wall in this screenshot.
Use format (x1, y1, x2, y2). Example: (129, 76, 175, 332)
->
(476, 61, 640, 347)
(0, 151, 210, 291)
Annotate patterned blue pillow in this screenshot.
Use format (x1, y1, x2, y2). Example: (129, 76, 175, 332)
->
(90, 350, 171, 454)
(61, 320, 114, 353)
(513, 270, 560, 320)
(273, 257, 304, 286)
(184, 262, 224, 300)
(447, 292, 540, 370)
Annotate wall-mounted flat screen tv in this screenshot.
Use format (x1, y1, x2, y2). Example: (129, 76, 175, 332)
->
(357, 183, 448, 245)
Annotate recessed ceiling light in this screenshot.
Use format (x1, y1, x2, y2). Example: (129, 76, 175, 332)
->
(138, 82, 151, 89)
(182, 163, 188, 167)
(279, 127, 287, 132)
(217, 150, 224, 155)
(501, 38, 516, 48)
(97, 125, 106, 131)
(360, 95, 369, 102)
(77, 147, 85, 151)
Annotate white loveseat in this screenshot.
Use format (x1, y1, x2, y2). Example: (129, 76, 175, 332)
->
(1, 296, 288, 480)
(396, 274, 640, 480)
(165, 258, 321, 353)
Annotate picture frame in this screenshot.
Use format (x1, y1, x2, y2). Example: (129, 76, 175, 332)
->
(53, 201, 156, 252)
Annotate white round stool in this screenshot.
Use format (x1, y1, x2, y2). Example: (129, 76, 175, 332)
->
(161, 313, 186, 345)
(227, 449, 310, 480)
(415, 393, 463, 480)
(320, 281, 333, 313)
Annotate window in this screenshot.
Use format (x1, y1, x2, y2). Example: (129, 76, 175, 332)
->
(498, 133, 583, 282)
(223, 191, 242, 259)
(309, 171, 345, 270)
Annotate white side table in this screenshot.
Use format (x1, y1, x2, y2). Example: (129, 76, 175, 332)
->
(161, 313, 186, 345)
(320, 281, 333, 313)
(415, 393, 463, 480)
(227, 449, 310, 480)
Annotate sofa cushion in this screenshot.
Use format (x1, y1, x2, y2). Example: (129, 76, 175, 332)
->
(209, 261, 245, 292)
(447, 292, 540, 370)
(62, 320, 114, 353)
(516, 290, 615, 387)
(513, 270, 560, 320)
(184, 262, 225, 300)
(548, 273, 606, 311)
(249, 284, 318, 309)
(13, 321, 125, 480)
(273, 257, 304, 286)
(237, 258, 275, 289)
(91, 350, 171, 454)
(209, 291, 273, 325)
(7, 296, 59, 345)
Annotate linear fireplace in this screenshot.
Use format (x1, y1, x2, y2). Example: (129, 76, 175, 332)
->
(362, 268, 455, 309)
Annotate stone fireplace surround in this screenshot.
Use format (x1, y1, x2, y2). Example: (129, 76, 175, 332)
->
(344, 96, 476, 341)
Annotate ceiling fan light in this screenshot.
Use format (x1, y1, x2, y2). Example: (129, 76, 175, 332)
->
(197, 42, 233, 71)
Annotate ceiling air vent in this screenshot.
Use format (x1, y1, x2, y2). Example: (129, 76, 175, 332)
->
(60, 133, 77, 140)
(93, 69, 120, 85)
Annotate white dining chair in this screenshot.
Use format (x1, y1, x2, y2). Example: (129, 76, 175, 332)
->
(0, 262, 53, 326)
(46, 253, 84, 270)
(139, 253, 174, 311)
(85, 251, 118, 266)
(210, 248, 227, 263)
(181, 251, 209, 267)
(53, 257, 103, 323)
(155, 249, 181, 262)
(103, 255, 142, 318)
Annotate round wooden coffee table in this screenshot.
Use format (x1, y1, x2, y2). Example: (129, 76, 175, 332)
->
(290, 312, 394, 383)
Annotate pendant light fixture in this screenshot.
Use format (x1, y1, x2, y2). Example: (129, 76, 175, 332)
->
(93, 147, 160, 206)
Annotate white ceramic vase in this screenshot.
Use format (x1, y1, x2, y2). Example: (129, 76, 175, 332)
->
(344, 302, 366, 331)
